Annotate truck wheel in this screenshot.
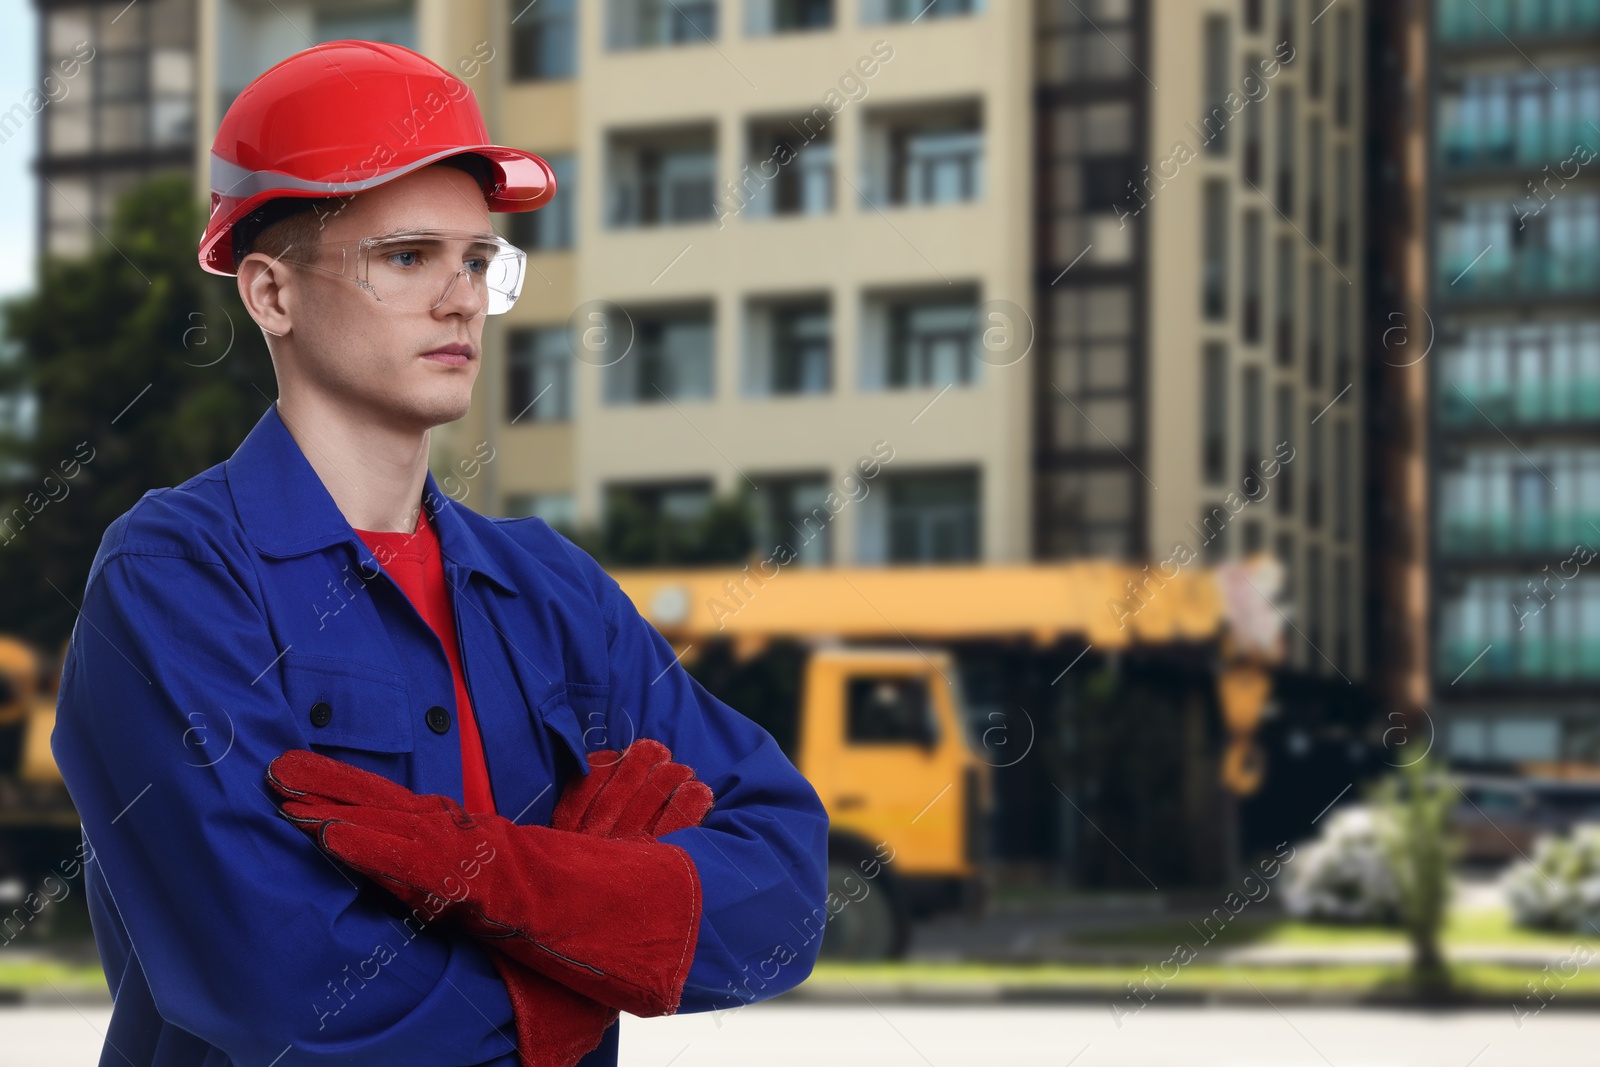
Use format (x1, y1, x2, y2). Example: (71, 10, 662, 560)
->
(817, 858, 910, 961)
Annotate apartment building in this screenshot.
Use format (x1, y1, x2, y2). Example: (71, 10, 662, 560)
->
(179, 2, 1361, 626)
(19, 0, 1369, 882)
(31, 0, 198, 259)
(1039, 0, 1366, 683)
(1429, 0, 1600, 771)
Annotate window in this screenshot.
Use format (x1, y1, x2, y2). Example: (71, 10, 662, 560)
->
(1307, 260, 1325, 387)
(1333, 285, 1352, 388)
(1044, 100, 1138, 269)
(1242, 210, 1263, 344)
(503, 492, 576, 530)
(747, 0, 834, 33)
(1275, 531, 1296, 612)
(746, 298, 832, 395)
(755, 476, 834, 565)
(602, 304, 715, 403)
(1334, 144, 1352, 265)
(606, 0, 717, 48)
(603, 481, 716, 561)
(1438, 194, 1600, 298)
(1245, 0, 1263, 32)
(745, 116, 835, 218)
(1276, 87, 1296, 213)
(1243, 364, 1264, 485)
(1307, 4, 1324, 98)
(1040, 467, 1137, 559)
(39, 0, 197, 255)
(1037, 0, 1138, 84)
(1243, 54, 1264, 185)
(866, 0, 982, 22)
(507, 155, 575, 251)
(1275, 383, 1296, 515)
(1203, 180, 1230, 320)
(1306, 543, 1324, 665)
(1333, 419, 1351, 541)
(507, 327, 573, 422)
(1202, 16, 1232, 154)
(1334, 9, 1353, 127)
(1275, 237, 1296, 366)
(1244, 520, 1265, 554)
(314, 5, 414, 45)
(1200, 502, 1230, 563)
(1306, 406, 1324, 528)
(891, 299, 977, 388)
(511, 0, 576, 80)
(1203, 343, 1229, 485)
(1277, 0, 1296, 59)
(885, 469, 980, 562)
(1307, 118, 1324, 244)
(1438, 322, 1600, 431)
(847, 676, 936, 745)
(1047, 285, 1135, 451)
(607, 126, 717, 226)
(1439, 576, 1600, 682)
(861, 287, 982, 391)
(1334, 556, 1351, 673)
(864, 103, 984, 206)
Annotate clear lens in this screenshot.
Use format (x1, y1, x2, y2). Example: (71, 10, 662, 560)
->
(361, 231, 526, 315)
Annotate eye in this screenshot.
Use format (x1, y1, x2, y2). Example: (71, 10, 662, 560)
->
(385, 249, 422, 268)
(465, 256, 490, 275)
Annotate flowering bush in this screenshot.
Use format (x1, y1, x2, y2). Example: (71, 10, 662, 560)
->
(1283, 805, 1405, 924)
(1504, 823, 1600, 932)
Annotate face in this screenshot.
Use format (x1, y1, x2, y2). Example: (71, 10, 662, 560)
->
(241, 164, 494, 434)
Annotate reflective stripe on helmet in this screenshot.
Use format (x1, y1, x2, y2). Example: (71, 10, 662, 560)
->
(209, 146, 480, 199)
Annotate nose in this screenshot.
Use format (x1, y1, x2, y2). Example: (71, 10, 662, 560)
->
(432, 266, 488, 319)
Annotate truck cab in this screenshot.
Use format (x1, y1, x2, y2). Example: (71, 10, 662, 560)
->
(795, 645, 992, 959)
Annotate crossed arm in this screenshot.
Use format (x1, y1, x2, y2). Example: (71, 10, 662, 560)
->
(53, 540, 829, 1066)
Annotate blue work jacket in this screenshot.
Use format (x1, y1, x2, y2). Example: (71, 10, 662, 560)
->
(52, 401, 831, 1067)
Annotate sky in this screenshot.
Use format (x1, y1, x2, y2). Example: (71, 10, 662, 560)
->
(0, 1, 39, 301)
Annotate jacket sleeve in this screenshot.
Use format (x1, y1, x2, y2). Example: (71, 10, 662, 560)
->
(52, 543, 520, 1066)
(584, 559, 831, 1014)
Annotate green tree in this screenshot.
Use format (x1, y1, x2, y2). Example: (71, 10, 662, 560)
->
(563, 483, 758, 568)
(1376, 751, 1457, 987)
(0, 175, 275, 647)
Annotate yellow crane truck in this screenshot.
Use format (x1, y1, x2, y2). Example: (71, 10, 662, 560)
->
(1, 558, 1281, 959)
(607, 557, 1284, 958)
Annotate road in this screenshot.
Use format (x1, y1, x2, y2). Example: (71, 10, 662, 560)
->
(5, 1000, 1590, 1066)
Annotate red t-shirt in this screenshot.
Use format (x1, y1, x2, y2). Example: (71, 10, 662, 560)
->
(354, 506, 497, 814)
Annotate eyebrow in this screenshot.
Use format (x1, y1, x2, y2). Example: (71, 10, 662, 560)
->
(375, 231, 502, 256)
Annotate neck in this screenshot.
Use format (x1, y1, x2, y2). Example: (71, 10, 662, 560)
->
(273, 392, 430, 533)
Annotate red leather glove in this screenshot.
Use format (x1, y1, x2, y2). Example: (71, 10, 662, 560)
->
(484, 739, 714, 1067)
(266, 741, 714, 1067)
(552, 738, 714, 837)
(266, 749, 701, 1019)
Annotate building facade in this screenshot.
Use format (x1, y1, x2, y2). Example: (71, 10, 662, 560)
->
(31, 0, 198, 259)
(1430, 0, 1600, 771)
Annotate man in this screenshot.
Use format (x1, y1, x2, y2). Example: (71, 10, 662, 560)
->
(52, 40, 830, 1067)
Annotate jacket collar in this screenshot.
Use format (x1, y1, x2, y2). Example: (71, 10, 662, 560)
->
(225, 402, 519, 597)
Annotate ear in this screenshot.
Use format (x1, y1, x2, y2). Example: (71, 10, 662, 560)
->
(237, 251, 296, 338)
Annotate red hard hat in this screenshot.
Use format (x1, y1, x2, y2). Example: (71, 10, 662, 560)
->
(199, 39, 556, 276)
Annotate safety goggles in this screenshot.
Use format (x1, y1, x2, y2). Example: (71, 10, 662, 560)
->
(281, 228, 527, 315)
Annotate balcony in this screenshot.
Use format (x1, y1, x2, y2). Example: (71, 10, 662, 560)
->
(1439, 378, 1600, 430)
(1438, 0, 1600, 43)
(1439, 247, 1600, 300)
(861, 102, 985, 208)
(606, 125, 717, 228)
(1439, 638, 1600, 683)
(1438, 120, 1600, 173)
(1438, 512, 1600, 557)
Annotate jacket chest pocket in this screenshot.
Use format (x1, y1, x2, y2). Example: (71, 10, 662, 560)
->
(281, 654, 415, 756)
